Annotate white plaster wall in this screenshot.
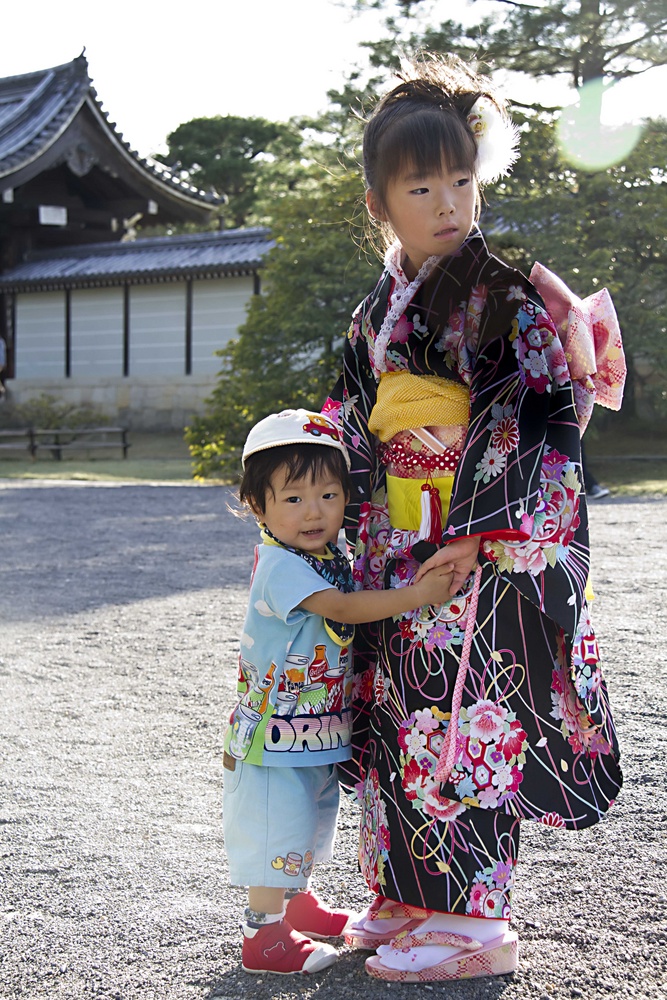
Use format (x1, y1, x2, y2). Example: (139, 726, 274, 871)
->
(191, 277, 252, 374)
(8, 274, 256, 428)
(15, 292, 66, 377)
(71, 287, 124, 376)
(129, 283, 186, 375)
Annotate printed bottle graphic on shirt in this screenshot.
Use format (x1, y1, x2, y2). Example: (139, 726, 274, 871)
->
(308, 644, 329, 683)
(284, 653, 309, 693)
(228, 704, 262, 760)
(246, 661, 278, 715)
(295, 644, 329, 715)
(324, 645, 348, 713)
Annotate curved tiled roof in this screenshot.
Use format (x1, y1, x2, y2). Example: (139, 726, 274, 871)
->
(0, 53, 220, 208)
(0, 227, 274, 291)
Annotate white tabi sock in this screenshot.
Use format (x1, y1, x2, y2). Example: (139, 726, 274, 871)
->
(360, 907, 423, 935)
(376, 912, 509, 972)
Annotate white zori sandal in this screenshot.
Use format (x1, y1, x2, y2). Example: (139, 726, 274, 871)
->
(365, 914, 519, 983)
(344, 896, 433, 949)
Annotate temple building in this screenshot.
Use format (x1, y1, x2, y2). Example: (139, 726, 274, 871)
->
(0, 54, 272, 428)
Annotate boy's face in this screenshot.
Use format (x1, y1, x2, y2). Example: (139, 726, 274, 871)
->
(254, 463, 347, 555)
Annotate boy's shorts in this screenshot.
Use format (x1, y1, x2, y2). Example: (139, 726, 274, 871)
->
(222, 757, 340, 889)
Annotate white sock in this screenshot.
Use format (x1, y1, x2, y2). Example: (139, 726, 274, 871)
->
(242, 906, 286, 935)
(376, 912, 508, 971)
(367, 917, 413, 934)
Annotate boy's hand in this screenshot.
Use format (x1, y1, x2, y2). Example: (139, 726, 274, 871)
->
(414, 535, 480, 596)
(410, 563, 455, 607)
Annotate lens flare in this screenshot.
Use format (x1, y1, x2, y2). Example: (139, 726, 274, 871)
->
(556, 78, 644, 171)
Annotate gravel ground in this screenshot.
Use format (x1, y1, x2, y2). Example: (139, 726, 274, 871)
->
(0, 481, 665, 1000)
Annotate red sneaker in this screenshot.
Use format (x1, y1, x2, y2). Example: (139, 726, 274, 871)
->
(285, 890, 354, 939)
(241, 919, 338, 975)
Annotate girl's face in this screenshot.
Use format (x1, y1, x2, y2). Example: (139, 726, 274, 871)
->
(367, 160, 476, 278)
(253, 463, 346, 556)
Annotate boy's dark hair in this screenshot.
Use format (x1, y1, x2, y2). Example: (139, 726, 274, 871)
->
(239, 442, 352, 516)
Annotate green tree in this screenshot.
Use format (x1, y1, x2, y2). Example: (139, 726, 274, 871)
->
(185, 163, 376, 478)
(351, 0, 667, 93)
(486, 113, 667, 417)
(157, 116, 303, 228)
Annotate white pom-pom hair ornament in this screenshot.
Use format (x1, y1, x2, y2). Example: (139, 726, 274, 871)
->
(466, 97, 520, 184)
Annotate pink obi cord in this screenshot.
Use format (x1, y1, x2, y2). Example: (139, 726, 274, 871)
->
(434, 563, 483, 785)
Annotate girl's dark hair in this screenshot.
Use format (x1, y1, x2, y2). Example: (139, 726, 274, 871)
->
(239, 443, 352, 516)
(363, 54, 504, 246)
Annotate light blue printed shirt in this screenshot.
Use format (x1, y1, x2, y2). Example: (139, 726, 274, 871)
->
(223, 543, 353, 766)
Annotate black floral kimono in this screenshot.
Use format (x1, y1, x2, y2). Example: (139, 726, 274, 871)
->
(324, 230, 622, 918)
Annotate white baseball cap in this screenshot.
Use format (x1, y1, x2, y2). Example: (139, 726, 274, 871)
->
(242, 408, 350, 469)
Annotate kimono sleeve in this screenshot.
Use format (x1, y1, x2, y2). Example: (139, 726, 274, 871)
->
(446, 295, 588, 638)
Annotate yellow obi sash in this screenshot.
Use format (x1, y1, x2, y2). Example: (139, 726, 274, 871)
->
(387, 473, 455, 532)
(370, 372, 470, 532)
(369, 371, 470, 442)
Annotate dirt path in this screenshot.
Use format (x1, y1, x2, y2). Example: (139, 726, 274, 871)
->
(0, 482, 665, 1000)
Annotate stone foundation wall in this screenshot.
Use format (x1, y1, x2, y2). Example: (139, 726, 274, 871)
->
(6, 376, 218, 431)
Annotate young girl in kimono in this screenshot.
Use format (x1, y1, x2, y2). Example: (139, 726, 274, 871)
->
(324, 53, 624, 983)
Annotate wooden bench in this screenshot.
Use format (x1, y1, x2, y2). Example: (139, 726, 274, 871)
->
(32, 426, 131, 460)
(0, 428, 36, 455)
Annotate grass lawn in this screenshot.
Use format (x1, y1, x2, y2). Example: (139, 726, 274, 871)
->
(585, 423, 667, 496)
(0, 426, 665, 494)
(589, 459, 667, 496)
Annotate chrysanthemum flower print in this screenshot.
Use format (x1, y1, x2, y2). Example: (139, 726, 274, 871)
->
(539, 812, 566, 828)
(353, 496, 390, 589)
(352, 666, 375, 705)
(491, 415, 520, 453)
(474, 446, 507, 483)
(486, 403, 520, 456)
(549, 643, 611, 758)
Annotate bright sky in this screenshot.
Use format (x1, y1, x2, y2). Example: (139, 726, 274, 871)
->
(5, 0, 666, 159)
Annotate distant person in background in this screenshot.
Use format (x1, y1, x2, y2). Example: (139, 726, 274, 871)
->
(581, 440, 610, 499)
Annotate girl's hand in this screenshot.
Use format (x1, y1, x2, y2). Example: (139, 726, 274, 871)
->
(414, 535, 480, 596)
(410, 564, 455, 608)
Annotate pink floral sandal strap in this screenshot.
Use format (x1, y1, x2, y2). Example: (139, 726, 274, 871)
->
(391, 929, 482, 951)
